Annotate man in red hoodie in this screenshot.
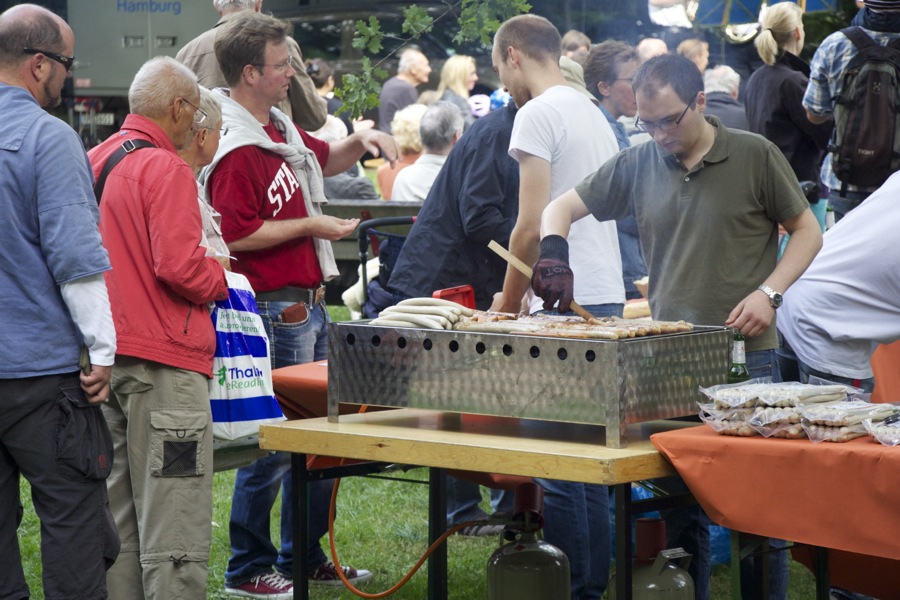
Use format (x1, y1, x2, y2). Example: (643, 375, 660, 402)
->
(88, 56, 229, 600)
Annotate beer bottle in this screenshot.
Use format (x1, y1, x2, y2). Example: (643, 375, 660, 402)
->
(728, 330, 751, 383)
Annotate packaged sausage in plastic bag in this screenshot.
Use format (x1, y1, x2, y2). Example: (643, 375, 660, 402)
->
(802, 400, 897, 443)
(863, 411, 900, 446)
(748, 406, 806, 439)
(699, 378, 772, 410)
(698, 403, 758, 436)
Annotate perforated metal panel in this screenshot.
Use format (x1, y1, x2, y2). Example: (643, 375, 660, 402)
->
(327, 322, 730, 447)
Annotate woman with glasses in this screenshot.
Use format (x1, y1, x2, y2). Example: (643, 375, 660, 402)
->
(178, 86, 231, 264)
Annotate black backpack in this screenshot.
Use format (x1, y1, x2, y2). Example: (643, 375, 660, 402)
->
(830, 27, 900, 197)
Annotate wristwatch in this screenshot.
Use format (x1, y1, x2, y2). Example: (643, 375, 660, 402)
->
(758, 284, 783, 309)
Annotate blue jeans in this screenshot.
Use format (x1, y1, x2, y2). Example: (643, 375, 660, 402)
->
(828, 188, 870, 222)
(446, 476, 513, 526)
(662, 349, 788, 600)
(536, 303, 622, 599)
(225, 300, 332, 585)
(777, 335, 875, 393)
(617, 216, 648, 301)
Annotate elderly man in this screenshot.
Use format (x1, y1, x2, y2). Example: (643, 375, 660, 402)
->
(0, 5, 119, 599)
(703, 65, 749, 130)
(88, 56, 229, 599)
(391, 101, 463, 201)
(202, 11, 398, 597)
(177, 0, 326, 131)
(377, 48, 431, 132)
(532, 53, 823, 599)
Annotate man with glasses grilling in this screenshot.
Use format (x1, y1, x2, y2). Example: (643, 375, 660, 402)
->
(531, 53, 823, 600)
(87, 55, 230, 599)
(201, 11, 397, 597)
(1, 5, 120, 599)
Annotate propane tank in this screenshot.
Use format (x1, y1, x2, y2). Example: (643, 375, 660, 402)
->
(608, 517, 694, 599)
(487, 483, 570, 600)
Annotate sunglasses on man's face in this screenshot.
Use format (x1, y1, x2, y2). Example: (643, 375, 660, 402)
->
(24, 48, 75, 72)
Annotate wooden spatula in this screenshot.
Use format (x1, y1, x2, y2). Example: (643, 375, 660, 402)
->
(487, 240, 600, 324)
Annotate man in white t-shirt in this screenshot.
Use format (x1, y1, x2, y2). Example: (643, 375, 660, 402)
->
(777, 173, 900, 392)
(490, 15, 623, 318)
(489, 14, 623, 599)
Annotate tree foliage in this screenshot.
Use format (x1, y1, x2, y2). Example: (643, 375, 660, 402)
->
(335, 0, 530, 117)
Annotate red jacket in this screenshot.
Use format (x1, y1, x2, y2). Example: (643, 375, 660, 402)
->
(89, 115, 228, 376)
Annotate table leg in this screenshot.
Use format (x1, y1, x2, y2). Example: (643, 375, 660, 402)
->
(428, 467, 448, 600)
(614, 483, 633, 600)
(814, 546, 829, 600)
(292, 453, 309, 600)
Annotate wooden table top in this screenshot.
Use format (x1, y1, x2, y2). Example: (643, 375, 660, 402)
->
(260, 409, 697, 485)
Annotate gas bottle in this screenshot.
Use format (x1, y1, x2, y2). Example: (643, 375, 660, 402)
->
(608, 518, 694, 599)
(486, 483, 570, 600)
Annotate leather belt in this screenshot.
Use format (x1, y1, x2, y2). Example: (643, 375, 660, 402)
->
(256, 286, 326, 305)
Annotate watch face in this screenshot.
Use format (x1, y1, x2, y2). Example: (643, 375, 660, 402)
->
(772, 293, 783, 308)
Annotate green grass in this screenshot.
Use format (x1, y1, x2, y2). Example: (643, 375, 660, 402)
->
(14, 470, 819, 599)
(14, 306, 818, 598)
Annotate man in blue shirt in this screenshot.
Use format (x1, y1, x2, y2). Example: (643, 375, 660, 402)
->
(0, 5, 119, 599)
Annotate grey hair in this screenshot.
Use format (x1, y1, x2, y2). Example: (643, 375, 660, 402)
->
(0, 4, 64, 68)
(703, 65, 741, 95)
(213, 0, 256, 11)
(398, 49, 425, 74)
(198, 85, 222, 128)
(128, 56, 199, 118)
(419, 101, 463, 153)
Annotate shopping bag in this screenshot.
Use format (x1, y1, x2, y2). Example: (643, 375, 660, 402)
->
(209, 271, 285, 447)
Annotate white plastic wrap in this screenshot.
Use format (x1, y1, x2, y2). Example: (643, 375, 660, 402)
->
(800, 400, 896, 426)
(698, 403, 757, 437)
(700, 378, 772, 410)
(803, 422, 868, 443)
(700, 379, 852, 410)
(864, 416, 900, 446)
(748, 406, 806, 439)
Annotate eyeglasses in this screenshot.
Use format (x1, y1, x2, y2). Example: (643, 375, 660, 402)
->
(181, 97, 208, 125)
(635, 98, 696, 134)
(254, 54, 294, 72)
(23, 48, 75, 72)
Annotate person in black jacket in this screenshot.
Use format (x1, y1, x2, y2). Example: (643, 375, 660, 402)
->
(367, 103, 520, 312)
(744, 1, 832, 184)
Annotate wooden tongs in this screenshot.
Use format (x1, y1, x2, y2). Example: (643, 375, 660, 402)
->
(488, 240, 601, 325)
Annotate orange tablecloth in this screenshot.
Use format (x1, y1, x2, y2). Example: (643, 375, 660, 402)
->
(871, 341, 900, 403)
(651, 426, 900, 598)
(271, 360, 332, 420)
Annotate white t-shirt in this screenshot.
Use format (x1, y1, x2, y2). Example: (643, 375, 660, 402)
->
(508, 85, 624, 313)
(777, 173, 900, 379)
(391, 154, 448, 202)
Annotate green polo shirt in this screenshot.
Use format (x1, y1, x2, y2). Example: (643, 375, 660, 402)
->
(574, 116, 808, 352)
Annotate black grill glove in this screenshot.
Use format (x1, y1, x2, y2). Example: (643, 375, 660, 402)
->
(531, 235, 574, 313)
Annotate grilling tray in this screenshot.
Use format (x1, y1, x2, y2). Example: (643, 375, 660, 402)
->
(327, 319, 729, 447)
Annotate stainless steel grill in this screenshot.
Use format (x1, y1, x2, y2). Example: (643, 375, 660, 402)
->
(327, 321, 730, 447)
